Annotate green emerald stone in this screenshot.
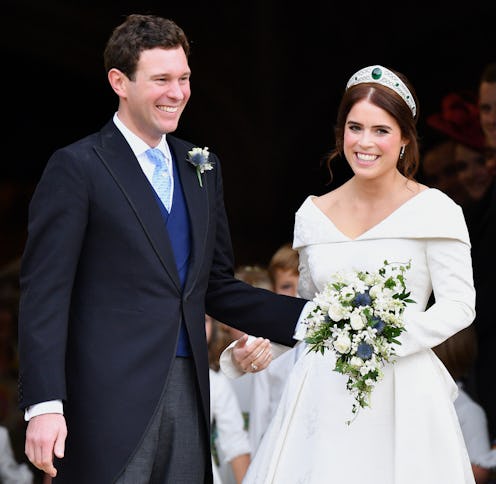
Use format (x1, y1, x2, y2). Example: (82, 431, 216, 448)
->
(371, 67, 382, 80)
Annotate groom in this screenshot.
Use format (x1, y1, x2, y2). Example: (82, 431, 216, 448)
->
(17, 14, 307, 484)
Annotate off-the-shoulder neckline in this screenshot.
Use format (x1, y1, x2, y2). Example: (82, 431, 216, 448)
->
(306, 188, 432, 241)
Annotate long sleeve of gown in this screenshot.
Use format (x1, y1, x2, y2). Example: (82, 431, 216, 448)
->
(396, 236, 476, 357)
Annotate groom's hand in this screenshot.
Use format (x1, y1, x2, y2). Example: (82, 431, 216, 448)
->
(232, 334, 272, 373)
(25, 413, 67, 477)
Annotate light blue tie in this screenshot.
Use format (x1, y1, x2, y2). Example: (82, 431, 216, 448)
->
(146, 148, 172, 211)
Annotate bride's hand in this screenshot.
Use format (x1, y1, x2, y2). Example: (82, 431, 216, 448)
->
(231, 334, 273, 373)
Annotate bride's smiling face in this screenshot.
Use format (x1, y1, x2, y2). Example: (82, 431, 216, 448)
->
(344, 99, 407, 179)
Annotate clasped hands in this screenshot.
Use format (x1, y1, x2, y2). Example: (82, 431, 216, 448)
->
(231, 334, 272, 373)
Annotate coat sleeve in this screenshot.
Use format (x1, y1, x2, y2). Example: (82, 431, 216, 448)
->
(18, 148, 88, 408)
(204, 156, 307, 346)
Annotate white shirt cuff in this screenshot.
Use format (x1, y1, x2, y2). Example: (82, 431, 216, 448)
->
(24, 400, 64, 421)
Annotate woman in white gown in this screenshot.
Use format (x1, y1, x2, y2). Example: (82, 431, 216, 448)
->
(221, 65, 476, 483)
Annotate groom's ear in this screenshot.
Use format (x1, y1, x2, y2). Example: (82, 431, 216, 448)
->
(107, 68, 129, 98)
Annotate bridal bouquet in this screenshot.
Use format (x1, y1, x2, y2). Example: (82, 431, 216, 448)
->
(303, 260, 414, 424)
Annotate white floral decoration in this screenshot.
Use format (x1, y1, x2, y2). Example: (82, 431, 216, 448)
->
(303, 260, 415, 424)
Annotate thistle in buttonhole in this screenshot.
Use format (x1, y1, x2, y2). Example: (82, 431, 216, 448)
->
(187, 146, 214, 187)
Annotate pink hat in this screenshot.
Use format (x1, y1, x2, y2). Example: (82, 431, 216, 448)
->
(427, 92, 485, 152)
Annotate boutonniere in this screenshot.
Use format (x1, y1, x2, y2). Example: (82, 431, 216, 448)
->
(187, 146, 214, 187)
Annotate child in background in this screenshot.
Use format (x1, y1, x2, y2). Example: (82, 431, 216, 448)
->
(268, 243, 300, 297)
(213, 265, 271, 483)
(0, 425, 33, 483)
(248, 243, 303, 453)
(433, 325, 496, 483)
(206, 314, 250, 484)
(215, 265, 272, 422)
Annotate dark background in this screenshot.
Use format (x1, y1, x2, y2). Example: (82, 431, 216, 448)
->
(2, 0, 496, 267)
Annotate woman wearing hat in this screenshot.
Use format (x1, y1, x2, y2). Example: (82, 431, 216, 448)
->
(426, 91, 492, 204)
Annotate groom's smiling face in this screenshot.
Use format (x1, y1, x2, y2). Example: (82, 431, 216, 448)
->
(112, 46, 191, 146)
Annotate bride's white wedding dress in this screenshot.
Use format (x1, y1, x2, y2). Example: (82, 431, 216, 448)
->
(228, 189, 476, 484)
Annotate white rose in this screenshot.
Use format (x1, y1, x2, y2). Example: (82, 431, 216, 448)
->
(359, 365, 371, 376)
(350, 356, 363, 368)
(350, 310, 365, 330)
(369, 284, 381, 299)
(333, 333, 351, 354)
(328, 303, 345, 322)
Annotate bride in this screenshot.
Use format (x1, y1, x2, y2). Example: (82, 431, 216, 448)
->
(221, 66, 476, 483)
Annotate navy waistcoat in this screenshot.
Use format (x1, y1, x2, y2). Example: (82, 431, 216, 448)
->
(153, 154, 192, 356)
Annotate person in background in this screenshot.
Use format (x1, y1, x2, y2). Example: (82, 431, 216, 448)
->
(468, 62, 496, 452)
(425, 93, 493, 418)
(0, 266, 36, 480)
(248, 243, 303, 453)
(219, 270, 271, 418)
(426, 91, 491, 205)
(211, 265, 272, 484)
(267, 243, 300, 297)
(215, 255, 303, 467)
(206, 314, 250, 484)
(0, 425, 33, 483)
(217, 265, 273, 345)
(478, 62, 496, 173)
(433, 326, 496, 484)
(224, 65, 476, 483)
(420, 140, 471, 206)
(17, 14, 307, 483)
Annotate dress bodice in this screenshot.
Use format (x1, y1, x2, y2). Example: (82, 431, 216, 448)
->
(294, 189, 470, 302)
(293, 189, 475, 358)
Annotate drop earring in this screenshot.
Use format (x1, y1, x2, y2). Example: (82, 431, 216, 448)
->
(399, 145, 405, 159)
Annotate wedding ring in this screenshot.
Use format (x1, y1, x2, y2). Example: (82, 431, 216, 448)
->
(250, 362, 258, 371)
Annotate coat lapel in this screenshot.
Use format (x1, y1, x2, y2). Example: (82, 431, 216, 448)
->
(94, 121, 182, 292)
(168, 135, 209, 297)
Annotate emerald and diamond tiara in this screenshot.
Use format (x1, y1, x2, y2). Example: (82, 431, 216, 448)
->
(346, 65, 417, 117)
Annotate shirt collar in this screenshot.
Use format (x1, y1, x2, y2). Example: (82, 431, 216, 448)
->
(112, 112, 171, 160)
